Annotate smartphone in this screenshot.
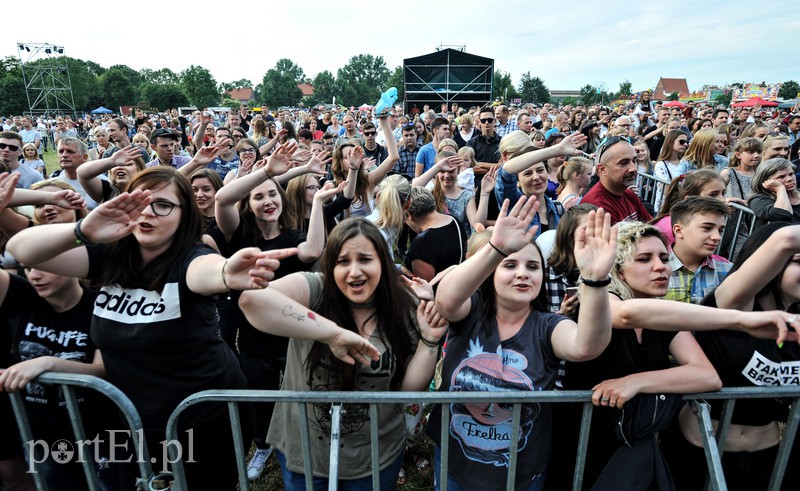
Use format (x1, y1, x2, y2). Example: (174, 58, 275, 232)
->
(565, 286, 579, 300)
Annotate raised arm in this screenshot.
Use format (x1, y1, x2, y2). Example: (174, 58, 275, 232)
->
(436, 196, 540, 321)
(367, 116, 400, 189)
(274, 150, 330, 186)
(501, 133, 586, 175)
(178, 138, 231, 176)
(77, 146, 141, 202)
(549, 208, 617, 361)
(238, 274, 380, 365)
(472, 166, 497, 227)
(412, 155, 462, 188)
(295, 183, 344, 262)
(192, 115, 211, 152)
(185, 246, 298, 295)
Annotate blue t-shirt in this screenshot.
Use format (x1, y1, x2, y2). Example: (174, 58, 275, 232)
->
(416, 143, 436, 173)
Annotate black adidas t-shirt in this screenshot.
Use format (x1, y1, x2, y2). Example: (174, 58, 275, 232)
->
(88, 243, 246, 432)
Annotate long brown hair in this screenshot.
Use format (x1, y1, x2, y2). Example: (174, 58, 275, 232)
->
(99, 167, 203, 290)
(306, 218, 416, 390)
(236, 178, 295, 243)
(331, 143, 371, 215)
(548, 203, 598, 274)
(651, 169, 723, 222)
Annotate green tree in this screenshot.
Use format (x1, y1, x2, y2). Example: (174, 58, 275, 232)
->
(259, 69, 302, 108)
(667, 92, 680, 101)
(312, 70, 337, 104)
(386, 66, 404, 103)
(141, 68, 180, 85)
(779, 80, 800, 99)
(561, 96, 578, 106)
(181, 65, 219, 108)
(107, 64, 142, 99)
(492, 70, 519, 102)
(100, 68, 137, 108)
(141, 83, 188, 110)
(335, 54, 390, 105)
(0, 57, 26, 114)
(579, 84, 599, 105)
(220, 79, 254, 93)
(275, 59, 305, 83)
(518, 72, 550, 104)
(715, 91, 732, 107)
(221, 98, 240, 112)
(618, 80, 632, 97)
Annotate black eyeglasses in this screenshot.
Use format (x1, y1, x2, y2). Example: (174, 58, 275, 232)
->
(0, 143, 20, 152)
(239, 148, 256, 154)
(305, 184, 320, 191)
(596, 136, 631, 163)
(480, 118, 495, 124)
(148, 200, 181, 217)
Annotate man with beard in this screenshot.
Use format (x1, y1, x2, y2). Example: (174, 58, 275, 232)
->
(581, 137, 651, 224)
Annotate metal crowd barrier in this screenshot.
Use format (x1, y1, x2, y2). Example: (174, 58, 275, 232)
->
(8, 373, 156, 491)
(9, 374, 799, 491)
(165, 387, 800, 491)
(636, 171, 670, 212)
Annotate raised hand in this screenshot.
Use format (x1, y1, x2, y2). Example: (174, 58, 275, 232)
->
(79, 189, 152, 244)
(558, 133, 588, 156)
(347, 145, 365, 170)
(265, 142, 297, 176)
(489, 196, 539, 255)
(223, 247, 298, 290)
(111, 145, 142, 166)
(307, 151, 331, 175)
(51, 190, 86, 210)
(481, 165, 498, 193)
(193, 139, 228, 166)
(573, 208, 617, 280)
(401, 275, 434, 301)
(417, 300, 448, 344)
(0, 172, 21, 210)
(313, 180, 346, 203)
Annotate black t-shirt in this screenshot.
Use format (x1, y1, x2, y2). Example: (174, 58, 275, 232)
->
(209, 224, 311, 357)
(2, 274, 98, 438)
(404, 217, 466, 275)
(427, 294, 564, 489)
(363, 143, 389, 167)
(466, 134, 501, 164)
(88, 243, 246, 432)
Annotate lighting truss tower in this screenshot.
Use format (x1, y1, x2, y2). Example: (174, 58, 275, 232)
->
(16, 42, 77, 118)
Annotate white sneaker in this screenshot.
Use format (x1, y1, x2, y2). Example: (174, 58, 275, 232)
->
(247, 446, 273, 480)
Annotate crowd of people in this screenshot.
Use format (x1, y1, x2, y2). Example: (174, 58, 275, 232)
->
(0, 90, 799, 490)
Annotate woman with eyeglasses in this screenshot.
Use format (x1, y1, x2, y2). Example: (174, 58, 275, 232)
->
(652, 129, 690, 210)
(7, 166, 293, 490)
(222, 138, 261, 185)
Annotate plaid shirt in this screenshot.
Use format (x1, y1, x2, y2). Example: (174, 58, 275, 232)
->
(665, 253, 732, 304)
(396, 144, 420, 177)
(496, 119, 518, 138)
(545, 265, 579, 314)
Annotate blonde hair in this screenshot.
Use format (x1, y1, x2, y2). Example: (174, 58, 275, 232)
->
(609, 221, 667, 300)
(284, 174, 316, 231)
(29, 179, 87, 224)
(682, 129, 718, 168)
(458, 146, 477, 168)
(556, 156, 591, 195)
(375, 175, 411, 235)
(499, 130, 533, 159)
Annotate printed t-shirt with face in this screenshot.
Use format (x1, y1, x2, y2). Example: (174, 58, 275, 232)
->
(267, 272, 419, 479)
(1, 274, 98, 438)
(426, 293, 565, 491)
(87, 243, 246, 432)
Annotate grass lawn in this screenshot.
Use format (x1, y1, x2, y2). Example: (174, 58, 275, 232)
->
(42, 148, 61, 176)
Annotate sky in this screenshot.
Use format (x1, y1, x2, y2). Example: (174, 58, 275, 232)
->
(3, 1, 797, 94)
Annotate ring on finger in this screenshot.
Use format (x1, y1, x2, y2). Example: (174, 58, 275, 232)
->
(600, 397, 609, 402)
(789, 316, 797, 324)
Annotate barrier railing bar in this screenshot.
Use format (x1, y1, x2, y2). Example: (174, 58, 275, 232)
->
(298, 403, 314, 491)
(61, 385, 99, 491)
(369, 403, 380, 491)
(692, 401, 727, 491)
(8, 391, 47, 490)
(228, 402, 249, 491)
(768, 397, 800, 491)
(506, 403, 522, 491)
(440, 399, 450, 491)
(328, 403, 342, 490)
(572, 401, 594, 491)
(714, 399, 736, 457)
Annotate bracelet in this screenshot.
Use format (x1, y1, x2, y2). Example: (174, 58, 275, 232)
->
(221, 260, 230, 290)
(73, 218, 95, 246)
(480, 193, 490, 197)
(419, 336, 440, 348)
(579, 275, 612, 287)
(488, 241, 508, 258)
(262, 167, 273, 180)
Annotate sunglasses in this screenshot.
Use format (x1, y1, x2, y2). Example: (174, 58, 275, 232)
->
(0, 143, 20, 152)
(677, 139, 689, 145)
(480, 118, 495, 124)
(596, 136, 631, 163)
(402, 123, 416, 130)
(363, 131, 376, 136)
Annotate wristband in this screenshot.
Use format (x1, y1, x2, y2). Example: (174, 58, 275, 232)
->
(221, 260, 230, 290)
(73, 218, 95, 246)
(579, 275, 612, 287)
(488, 241, 508, 258)
(419, 336, 440, 349)
(263, 167, 273, 180)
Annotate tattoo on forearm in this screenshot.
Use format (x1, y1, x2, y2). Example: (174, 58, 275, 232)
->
(282, 305, 326, 329)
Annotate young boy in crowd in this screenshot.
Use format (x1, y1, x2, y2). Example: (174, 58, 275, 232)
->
(665, 196, 732, 304)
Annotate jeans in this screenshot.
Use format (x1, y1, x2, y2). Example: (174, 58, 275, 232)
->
(433, 446, 545, 491)
(277, 449, 403, 491)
